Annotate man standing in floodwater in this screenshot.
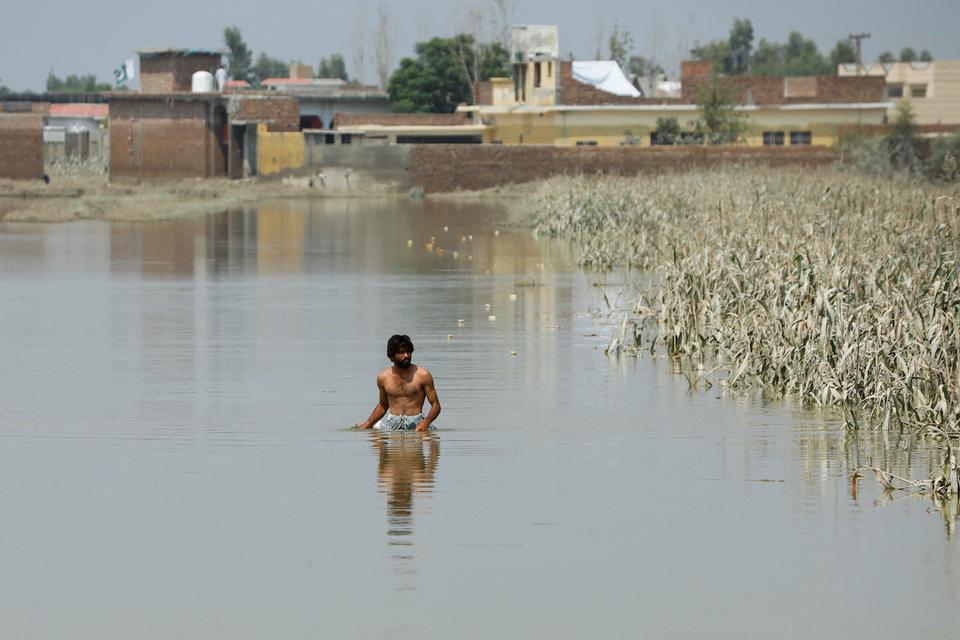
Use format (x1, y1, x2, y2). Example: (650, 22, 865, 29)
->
(355, 335, 441, 431)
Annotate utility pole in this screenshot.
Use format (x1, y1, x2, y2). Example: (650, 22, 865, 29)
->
(848, 32, 871, 74)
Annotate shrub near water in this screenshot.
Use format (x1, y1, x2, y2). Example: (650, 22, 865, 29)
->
(532, 169, 960, 446)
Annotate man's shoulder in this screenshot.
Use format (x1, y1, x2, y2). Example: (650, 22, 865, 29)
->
(414, 365, 433, 379)
(376, 367, 392, 380)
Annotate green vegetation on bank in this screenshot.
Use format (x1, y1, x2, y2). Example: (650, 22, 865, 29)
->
(846, 103, 960, 180)
(529, 169, 959, 493)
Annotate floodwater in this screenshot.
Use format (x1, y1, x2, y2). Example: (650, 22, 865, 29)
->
(0, 198, 957, 639)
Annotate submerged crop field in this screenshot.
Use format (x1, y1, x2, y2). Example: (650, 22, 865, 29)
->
(531, 168, 960, 493)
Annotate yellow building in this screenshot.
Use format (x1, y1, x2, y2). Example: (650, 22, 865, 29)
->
(463, 25, 889, 147)
(838, 61, 960, 126)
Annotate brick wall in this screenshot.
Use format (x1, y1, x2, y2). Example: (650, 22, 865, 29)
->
(109, 98, 224, 179)
(681, 60, 713, 82)
(140, 54, 221, 93)
(407, 145, 835, 193)
(559, 61, 673, 106)
(474, 81, 493, 105)
(683, 74, 885, 105)
(0, 108, 45, 180)
(233, 96, 299, 131)
(562, 58, 884, 106)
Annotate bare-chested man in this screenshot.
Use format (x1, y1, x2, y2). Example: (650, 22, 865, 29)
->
(355, 334, 441, 432)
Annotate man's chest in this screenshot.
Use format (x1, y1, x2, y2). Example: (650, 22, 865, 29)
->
(384, 377, 422, 397)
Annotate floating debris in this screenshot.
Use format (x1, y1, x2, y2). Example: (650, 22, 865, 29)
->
(509, 293, 518, 301)
(488, 315, 497, 321)
(407, 239, 413, 248)
(457, 319, 465, 325)
(510, 350, 517, 356)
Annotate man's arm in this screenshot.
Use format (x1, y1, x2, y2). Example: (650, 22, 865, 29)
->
(357, 376, 389, 429)
(416, 370, 441, 432)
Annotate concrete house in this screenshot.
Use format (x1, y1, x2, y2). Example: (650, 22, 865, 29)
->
(465, 25, 889, 147)
(838, 60, 960, 127)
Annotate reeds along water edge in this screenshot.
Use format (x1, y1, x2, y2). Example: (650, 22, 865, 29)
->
(531, 168, 960, 494)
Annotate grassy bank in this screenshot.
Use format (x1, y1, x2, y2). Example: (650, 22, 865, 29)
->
(0, 176, 413, 223)
(530, 169, 960, 452)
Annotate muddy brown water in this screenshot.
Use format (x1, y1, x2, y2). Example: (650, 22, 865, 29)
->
(0, 198, 957, 639)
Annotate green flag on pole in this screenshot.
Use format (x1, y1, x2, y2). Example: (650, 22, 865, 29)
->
(114, 59, 135, 86)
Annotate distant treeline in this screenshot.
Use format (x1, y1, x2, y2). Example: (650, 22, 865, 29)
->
(689, 18, 933, 77)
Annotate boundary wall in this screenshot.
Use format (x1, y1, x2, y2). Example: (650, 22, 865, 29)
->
(272, 142, 836, 192)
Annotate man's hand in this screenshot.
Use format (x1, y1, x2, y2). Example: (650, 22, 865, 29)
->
(415, 422, 431, 432)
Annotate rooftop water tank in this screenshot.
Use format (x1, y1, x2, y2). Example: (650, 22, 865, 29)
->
(191, 71, 215, 93)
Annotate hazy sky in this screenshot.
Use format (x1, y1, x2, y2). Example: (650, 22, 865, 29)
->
(2, 0, 958, 92)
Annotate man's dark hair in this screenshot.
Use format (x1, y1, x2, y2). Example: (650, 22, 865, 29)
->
(387, 334, 414, 358)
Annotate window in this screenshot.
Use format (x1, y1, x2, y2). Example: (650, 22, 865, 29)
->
(547, 62, 552, 78)
(679, 132, 705, 145)
(651, 132, 672, 146)
(576, 140, 598, 146)
(886, 83, 903, 98)
(763, 131, 785, 146)
(790, 131, 812, 145)
(341, 134, 352, 144)
(534, 62, 541, 88)
(911, 84, 927, 98)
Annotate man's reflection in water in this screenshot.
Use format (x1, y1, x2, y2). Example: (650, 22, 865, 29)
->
(370, 431, 440, 585)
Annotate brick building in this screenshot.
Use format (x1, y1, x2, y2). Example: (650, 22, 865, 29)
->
(0, 102, 47, 180)
(108, 49, 301, 180)
(136, 48, 223, 93)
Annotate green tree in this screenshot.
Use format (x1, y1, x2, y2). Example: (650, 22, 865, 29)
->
(728, 18, 753, 75)
(877, 51, 895, 64)
(780, 32, 830, 75)
(652, 117, 681, 144)
(627, 55, 664, 78)
(888, 101, 922, 175)
(690, 39, 732, 74)
(829, 39, 856, 69)
(388, 35, 506, 113)
(919, 49, 933, 62)
(0, 78, 11, 96)
(750, 38, 783, 75)
(477, 42, 510, 80)
(253, 53, 288, 82)
(223, 26, 254, 83)
(388, 35, 474, 113)
(317, 54, 348, 80)
(693, 73, 746, 144)
(608, 21, 633, 69)
(46, 70, 111, 92)
(899, 47, 917, 63)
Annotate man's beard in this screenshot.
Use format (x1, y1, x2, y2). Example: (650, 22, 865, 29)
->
(394, 360, 412, 368)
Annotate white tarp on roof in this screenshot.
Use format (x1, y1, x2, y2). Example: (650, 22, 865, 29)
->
(571, 61, 641, 97)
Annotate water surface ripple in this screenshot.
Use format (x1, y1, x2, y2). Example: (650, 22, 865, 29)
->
(0, 198, 957, 639)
